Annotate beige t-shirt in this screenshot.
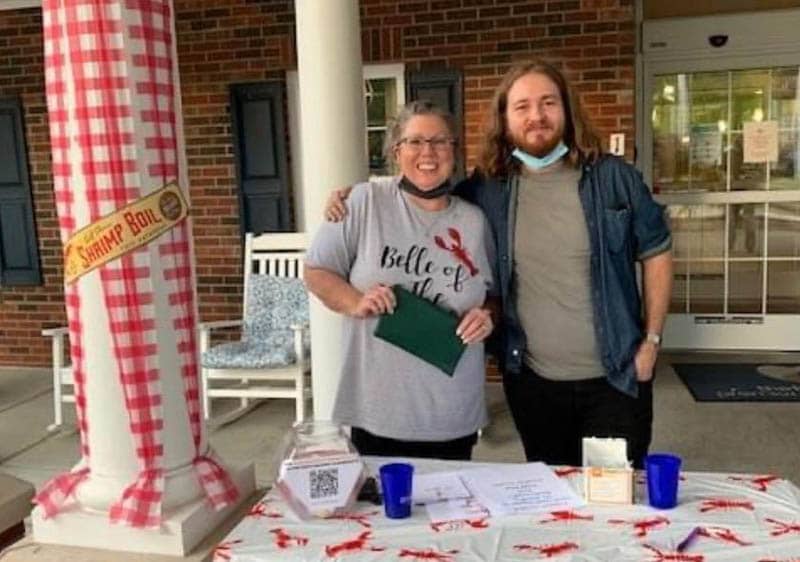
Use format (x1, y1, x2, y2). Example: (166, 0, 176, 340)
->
(513, 161, 604, 380)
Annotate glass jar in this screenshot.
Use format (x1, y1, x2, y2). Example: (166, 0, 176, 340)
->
(273, 420, 365, 519)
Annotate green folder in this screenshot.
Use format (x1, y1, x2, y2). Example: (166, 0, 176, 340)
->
(373, 285, 466, 376)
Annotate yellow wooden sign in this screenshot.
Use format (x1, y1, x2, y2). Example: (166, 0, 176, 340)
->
(64, 182, 189, 284)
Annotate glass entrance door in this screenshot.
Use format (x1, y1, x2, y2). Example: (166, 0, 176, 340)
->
(646, 63, 800, 349)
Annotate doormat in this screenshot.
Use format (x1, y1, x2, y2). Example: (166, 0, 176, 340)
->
(672, 363, 800, 402)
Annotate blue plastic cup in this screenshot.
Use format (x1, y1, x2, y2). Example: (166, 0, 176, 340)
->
(645, 453, 682, 509)
(379, 463, 414, 519)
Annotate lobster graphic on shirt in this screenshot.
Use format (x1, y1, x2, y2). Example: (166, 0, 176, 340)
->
(434, 228, 479, 276)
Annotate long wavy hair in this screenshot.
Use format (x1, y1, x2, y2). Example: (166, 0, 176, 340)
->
(478, 59, 602, 177)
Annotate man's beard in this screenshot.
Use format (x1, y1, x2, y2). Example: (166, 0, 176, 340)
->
(508, 126, 563, 157)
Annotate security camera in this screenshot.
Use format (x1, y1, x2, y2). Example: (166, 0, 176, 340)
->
(708, 35, 728, 48)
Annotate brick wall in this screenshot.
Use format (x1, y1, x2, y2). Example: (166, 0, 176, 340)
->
(175, 0, 296, 335)
(0, 8, 65, 367)
(0, 0, 635, 367)
(360, 0, 636, 165)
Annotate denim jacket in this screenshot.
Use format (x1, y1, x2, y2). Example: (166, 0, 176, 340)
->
(456, 155, 671, 397)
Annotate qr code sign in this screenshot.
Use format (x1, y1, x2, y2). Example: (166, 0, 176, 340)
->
(310, 467, 339, 499)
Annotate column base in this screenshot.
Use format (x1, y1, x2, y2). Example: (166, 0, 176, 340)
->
(31, 463, 255, 557)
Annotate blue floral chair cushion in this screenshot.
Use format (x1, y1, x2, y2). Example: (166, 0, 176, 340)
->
(202, 275, 310, 369)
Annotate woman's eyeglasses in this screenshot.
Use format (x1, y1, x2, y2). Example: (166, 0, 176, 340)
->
(397, 136, 456, 153)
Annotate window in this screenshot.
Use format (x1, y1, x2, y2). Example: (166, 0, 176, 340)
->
(363, 64, 405, 178)
(285, 64, 406, 227)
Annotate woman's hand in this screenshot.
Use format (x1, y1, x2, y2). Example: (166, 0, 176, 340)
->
(456, 307, 494, 344)
(325, 186, 353, 222)
(351, 284, 395, 318)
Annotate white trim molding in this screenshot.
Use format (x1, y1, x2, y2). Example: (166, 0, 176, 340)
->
(363, 62, 405, 85)
(0, 0, 41, 10)
(643, 8, 800, 61)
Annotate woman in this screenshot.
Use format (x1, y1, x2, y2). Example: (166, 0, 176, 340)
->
(304, 100, 495, 461)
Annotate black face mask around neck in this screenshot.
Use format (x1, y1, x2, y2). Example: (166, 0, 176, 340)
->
(399, 176, 453, 200)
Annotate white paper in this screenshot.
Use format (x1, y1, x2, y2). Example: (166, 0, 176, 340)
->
(582, 437, 629, 468)
(691, 125, 723, 166)
(743, 120, 778, 163)
(413, 471, 472, 504)
(460, 463, 585, 516)
(426, 497, 490, 522)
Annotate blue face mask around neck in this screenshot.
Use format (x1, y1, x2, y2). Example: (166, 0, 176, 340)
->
(512, 141, 569, 170)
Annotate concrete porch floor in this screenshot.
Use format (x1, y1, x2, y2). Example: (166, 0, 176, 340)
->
(2, 352, 799, 493)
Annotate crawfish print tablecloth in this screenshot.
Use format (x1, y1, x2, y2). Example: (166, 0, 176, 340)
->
(213, 458, 800, 561)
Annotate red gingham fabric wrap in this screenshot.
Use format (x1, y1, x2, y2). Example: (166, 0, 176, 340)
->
(133, 0, 238, 510)
(37, 0, 237, 527)
(35, 0, 93, 518)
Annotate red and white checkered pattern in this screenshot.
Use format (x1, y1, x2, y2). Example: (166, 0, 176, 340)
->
(133, 0, 238, 509)
(34, 466, 90, 520)
(35, 0, 94, 519)
(37, 0, 237, 527)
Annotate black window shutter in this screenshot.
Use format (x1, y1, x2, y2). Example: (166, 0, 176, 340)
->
(0, 97, 41, 286)
(229, 82, 292, 234)
(406, 68, 465, 179)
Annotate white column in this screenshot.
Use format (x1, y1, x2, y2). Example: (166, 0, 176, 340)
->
(295, 0, 367, 420)
(32, 1, 253, 555)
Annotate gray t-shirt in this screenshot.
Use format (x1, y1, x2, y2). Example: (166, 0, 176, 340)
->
(514, 161, 604, 380)
(306, 178, 495, 441)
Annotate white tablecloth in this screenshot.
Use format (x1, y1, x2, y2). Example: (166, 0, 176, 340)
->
(213, 458, 800, 561)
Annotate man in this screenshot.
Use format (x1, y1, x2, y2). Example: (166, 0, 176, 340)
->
(457, 60, 672, 468)
(325, 59, 672, 468)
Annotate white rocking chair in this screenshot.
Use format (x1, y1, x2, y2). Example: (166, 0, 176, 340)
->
(43, 232, 311, 431)
(199, 232, 311, 426)
(41, 326, 73, 432)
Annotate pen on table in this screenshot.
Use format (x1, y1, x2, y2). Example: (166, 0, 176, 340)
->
(676, 526, 702, 552)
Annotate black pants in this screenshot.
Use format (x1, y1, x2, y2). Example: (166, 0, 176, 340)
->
(350, 427, 478, 461)
(503, 365, 653, 469)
